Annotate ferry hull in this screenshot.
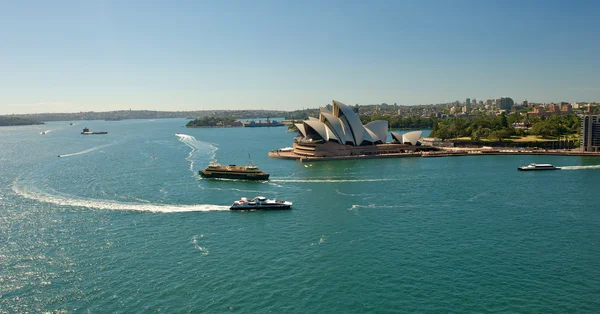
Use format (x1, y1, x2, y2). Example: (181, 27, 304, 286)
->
(517, 167, 560, 171)
(200, 171, 270, 180)
(230, 204, 291, 210)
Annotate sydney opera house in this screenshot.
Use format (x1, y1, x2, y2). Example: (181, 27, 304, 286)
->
(274, 100, 430, 159)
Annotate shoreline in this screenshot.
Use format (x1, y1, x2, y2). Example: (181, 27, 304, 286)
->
(269, 148, 600, 161)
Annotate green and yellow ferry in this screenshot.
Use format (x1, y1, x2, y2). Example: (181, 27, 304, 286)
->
(199, 161, 270, 181)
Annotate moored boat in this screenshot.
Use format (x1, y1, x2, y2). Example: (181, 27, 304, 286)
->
(199, 161, 270, 180)
(230, 196, 292, 210)
(517, 163, 560, 171)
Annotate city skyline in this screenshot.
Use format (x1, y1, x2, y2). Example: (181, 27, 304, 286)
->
(1, 0, 599, 115)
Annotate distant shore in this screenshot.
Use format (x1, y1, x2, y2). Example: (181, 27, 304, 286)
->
(0, 117, 44, 126)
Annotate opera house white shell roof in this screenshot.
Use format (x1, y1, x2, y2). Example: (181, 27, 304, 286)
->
(295, 100, 388, 146)
(390, 130, 422, 145)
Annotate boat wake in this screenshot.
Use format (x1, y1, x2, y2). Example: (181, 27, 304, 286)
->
(12, 184, 230, 213)
(58, 142, 116, 158)
(192, 235, 209, 255)
(335, 189, 376, 197)
(197, 186, 264, 193)
(271, 178, 398, 183)
(176, 133, 218, 175)
(349, 203, 423, 210)
(560, 165, 600, 170)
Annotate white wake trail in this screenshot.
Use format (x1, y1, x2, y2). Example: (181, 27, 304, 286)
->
(560, 165, 600, 170)
(176, 133, 218, 174)
(58, 142, 115, 158)
(12, 184, 230, 213)
(271, 178, 398, 183)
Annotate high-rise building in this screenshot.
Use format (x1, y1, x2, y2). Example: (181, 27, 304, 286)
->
(466, 98, 471, 106)
(581, 115, 600, 152)
(498, 97, 515, 111)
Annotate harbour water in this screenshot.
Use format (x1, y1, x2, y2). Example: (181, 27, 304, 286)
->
(1, 119, 599, 312)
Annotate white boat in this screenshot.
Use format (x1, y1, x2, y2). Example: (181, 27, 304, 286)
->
(230, 196, 292, 210)
(517, 163, 560, 171)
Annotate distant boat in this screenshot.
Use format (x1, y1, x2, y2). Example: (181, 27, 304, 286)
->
(517, 163, 560, 171)
(230, 196, 292, 210)
(40, 131, 46, 135)
(81, 127, 108, 135)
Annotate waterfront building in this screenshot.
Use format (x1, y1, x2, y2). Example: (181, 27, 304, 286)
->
(581, 115, 600, 152)
(288, 100, 428, 158)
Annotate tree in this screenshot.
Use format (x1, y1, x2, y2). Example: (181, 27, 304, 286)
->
(500, 113, 508, 128)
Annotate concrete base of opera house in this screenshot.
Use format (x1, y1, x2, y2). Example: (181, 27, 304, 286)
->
(268, 141, 437, 161)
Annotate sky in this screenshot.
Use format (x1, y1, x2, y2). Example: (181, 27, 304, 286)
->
(1, 0, 599, 114)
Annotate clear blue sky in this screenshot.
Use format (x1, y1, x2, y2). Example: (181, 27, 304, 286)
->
(1, 0, 598, 114)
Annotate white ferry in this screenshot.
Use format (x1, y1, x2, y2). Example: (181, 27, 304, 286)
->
(230, 196, 292, 210)
(517, 163, 560, 171)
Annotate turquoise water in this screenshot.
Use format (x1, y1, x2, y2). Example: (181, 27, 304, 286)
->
(1, 119, 599, 313)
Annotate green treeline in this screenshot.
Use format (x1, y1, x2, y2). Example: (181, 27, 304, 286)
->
(429, 113, 580, 140)
(0, 116, 44, 126)
(186, 116, 239, 127)
(360, 115, 434, 129)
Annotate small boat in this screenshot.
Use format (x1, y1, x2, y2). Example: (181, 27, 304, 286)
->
(40, 131, 46, 135)
(81, 127, 108, 135)
(517, 163, 560, 171)
(230, 196, 292, 210)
